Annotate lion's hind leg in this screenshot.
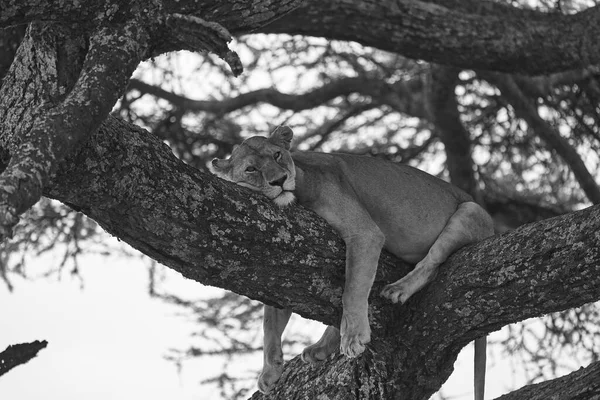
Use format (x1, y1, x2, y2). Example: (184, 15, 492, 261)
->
(381, 201, 493, 304)
(301, 325, 340, 364)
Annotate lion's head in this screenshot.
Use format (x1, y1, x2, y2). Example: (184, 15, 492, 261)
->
(211, 126, 297, 207)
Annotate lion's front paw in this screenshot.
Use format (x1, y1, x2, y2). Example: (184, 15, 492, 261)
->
(257, 359, 284, 393)
(339, 312, 370, 358)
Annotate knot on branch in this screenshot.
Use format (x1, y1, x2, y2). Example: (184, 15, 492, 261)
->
(166, 14, 243, 77)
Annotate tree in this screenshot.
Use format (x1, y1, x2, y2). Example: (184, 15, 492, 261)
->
(1, 0, 600, 399)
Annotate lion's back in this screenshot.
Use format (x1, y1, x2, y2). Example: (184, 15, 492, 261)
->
(291, 151, 473, 261)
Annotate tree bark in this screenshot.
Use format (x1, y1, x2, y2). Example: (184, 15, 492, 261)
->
(495, 361, 600, 400)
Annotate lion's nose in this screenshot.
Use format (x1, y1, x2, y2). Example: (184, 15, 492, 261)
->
(269, 175, 287, 187)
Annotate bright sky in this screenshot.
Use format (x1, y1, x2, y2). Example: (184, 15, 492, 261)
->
(0, 240, 545, 400)
(0, 252, 204, 400)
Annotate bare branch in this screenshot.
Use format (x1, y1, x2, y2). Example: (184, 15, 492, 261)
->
(0, 340, 48, 377)
(495, 360, 600, 400)
(484, 73, 600, 204)
(127, 77, 427, 117)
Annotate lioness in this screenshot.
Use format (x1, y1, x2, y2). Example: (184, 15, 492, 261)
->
(212, 126, 493, 397)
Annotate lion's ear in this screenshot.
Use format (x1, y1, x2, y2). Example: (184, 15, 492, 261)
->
(211, 158, 232, 179)
(268, 126, 293, 150)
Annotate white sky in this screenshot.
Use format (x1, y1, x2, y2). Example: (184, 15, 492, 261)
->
(0, 243, 556, 400)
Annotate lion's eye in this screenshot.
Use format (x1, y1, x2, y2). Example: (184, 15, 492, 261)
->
(274, 151, 282, 160)
(245, 166, 257, 173)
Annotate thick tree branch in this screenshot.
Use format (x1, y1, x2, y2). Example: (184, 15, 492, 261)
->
(128, 77, 428, 117)
(495, 361, 600, 400)
(0, 0, 303, 46)
(0, 340, 48, 377)
(4, 1, 600, 75)
(262, 1, 600, 75)
(42, 115, 600, 398)
(0, 22, 148, 239)
(484, 73, 600, 204)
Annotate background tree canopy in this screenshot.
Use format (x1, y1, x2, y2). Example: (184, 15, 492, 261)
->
(1, 0, 600, 399)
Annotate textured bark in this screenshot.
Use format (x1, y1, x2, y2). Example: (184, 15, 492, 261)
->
(41, 115, 600, 399)
(0, 0, 303, 56)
